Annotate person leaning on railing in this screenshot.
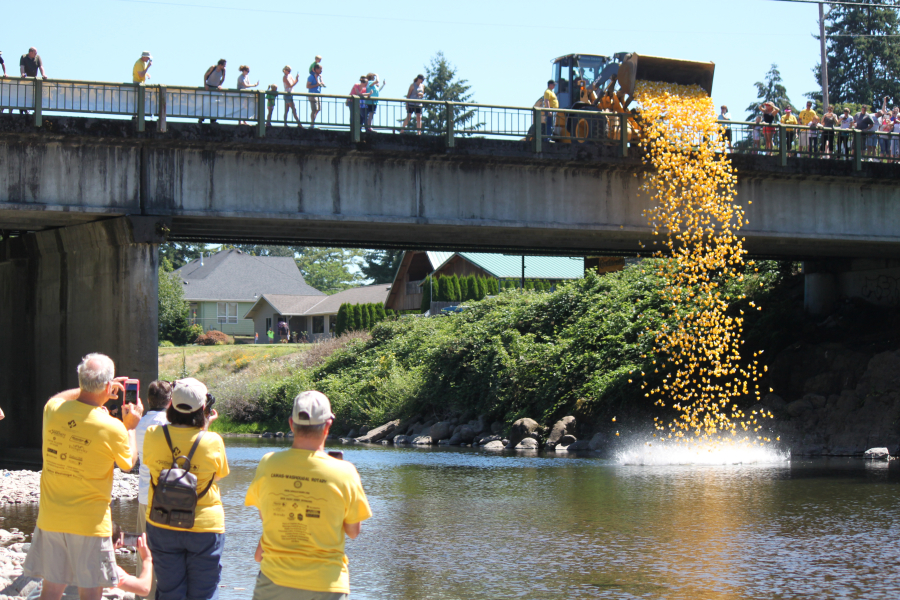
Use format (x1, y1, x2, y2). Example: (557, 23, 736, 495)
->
(781, 108, 798, 155)
(821, 105, 837, 156)
(838, 107, 854, 157)
(20, 47, 46, 79)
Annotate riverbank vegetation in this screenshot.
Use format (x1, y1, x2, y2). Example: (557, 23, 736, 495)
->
(196, 261, 798, 435)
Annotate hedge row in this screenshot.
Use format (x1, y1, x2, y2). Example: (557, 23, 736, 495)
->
(334, 303, 395, 336)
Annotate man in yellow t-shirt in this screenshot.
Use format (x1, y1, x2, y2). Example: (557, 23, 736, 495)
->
(23, 352, 143, 600)
(543, 79, 559, 140)
(245, 391, 372, 600)
(798, 100, 817, 153)
(133, 51, 152, 83)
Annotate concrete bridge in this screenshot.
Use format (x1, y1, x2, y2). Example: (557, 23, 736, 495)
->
(2, 114, 900, 461)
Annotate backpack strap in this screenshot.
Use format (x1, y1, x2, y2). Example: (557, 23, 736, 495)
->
(185, 431, 216, 499)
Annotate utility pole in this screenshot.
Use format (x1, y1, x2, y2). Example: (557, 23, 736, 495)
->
(820, 2, 830, 109)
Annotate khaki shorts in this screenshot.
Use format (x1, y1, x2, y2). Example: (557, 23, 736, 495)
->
(309, 96, 321, 112)
(252, 571, 347, 600)
(23, 528, 119, 588)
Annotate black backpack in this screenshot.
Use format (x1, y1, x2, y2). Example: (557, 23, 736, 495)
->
(149, 426, 214, 530)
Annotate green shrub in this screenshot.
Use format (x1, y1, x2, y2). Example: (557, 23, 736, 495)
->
(335, 304, 349, 336)
(159, 340, 175, 348)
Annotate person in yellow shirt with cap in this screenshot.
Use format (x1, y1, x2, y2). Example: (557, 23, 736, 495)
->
(133, 51, 152, 84)
(22, 353, 143, 600)
(245, 390, 372, 600)
(782, 107, 799, 155)
(798, 100, 818, 155)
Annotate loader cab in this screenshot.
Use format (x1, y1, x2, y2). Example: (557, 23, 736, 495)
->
(551, 54, 610, 108)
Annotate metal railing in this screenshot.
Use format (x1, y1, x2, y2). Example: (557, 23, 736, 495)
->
(722, 119, 900, 170)
(0, 77, 631, 154)
(4, 78, 897, 169)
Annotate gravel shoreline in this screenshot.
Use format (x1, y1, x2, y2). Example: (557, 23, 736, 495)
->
(0, 470, 139, 505)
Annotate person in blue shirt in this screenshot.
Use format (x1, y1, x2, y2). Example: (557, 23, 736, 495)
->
(306, 64, 325, 127)
(362, 73, 386, 133)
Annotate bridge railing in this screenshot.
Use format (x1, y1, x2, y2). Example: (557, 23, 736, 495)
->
(723, 119, 900, 169)
(0, 77, 632, 154)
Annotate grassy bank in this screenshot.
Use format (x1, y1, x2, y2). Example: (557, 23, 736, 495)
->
(171, 262, 798, 437)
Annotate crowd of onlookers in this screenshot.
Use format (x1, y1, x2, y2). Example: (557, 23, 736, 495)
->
(718, 99, 900, 161)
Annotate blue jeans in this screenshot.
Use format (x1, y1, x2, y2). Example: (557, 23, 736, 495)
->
(545, 113, 553, 138)
(146, 523, 224, 600)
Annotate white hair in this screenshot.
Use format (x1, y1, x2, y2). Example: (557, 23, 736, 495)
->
(77, 353, 115, 393)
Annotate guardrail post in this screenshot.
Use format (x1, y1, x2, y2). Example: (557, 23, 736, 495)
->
(256, 91, 266, 138)
(532, 107, 542, 153)
(779, 125, 787, 166)
(620, 113, 628, 158)
(33, 79, 42, 127)
(136, 84, 146, 133)
(158, 85, 167, 132)
(351, 98, 361, 143)
(853, 129, 862, 171)
(445, 101, 455, 148)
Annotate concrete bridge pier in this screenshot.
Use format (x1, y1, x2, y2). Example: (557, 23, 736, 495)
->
(804, 259, 900, 316)
(0, 217, 165, 464)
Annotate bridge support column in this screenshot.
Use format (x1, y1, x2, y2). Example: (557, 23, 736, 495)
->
(804, 259, 900, 316)
(0, 217, 166, 465)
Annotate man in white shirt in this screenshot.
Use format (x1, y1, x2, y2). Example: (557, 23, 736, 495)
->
(134, 380, 171, 599)
(718, 105, 732, 151)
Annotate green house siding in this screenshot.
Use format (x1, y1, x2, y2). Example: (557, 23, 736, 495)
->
(190, 301, 256, 336)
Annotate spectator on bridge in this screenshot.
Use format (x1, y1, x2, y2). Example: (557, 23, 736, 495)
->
(401, 74, 426, 134)
(22, 353, 143, 600)
(751, 115, 762, 153)
(349, 75, 368, 130)
(543, 79, 559, 140)
(718, 105, 732, 152)
(0, 51, 7, 79)
(309, 55, 322, 75)
(282, 66, 304, 127)
(781, 108, 798, 155)
(363, 73, 386, 133)
(236, 66, 258, 125)
(203, 59, 227, 90)
(759, 102, 780, 153)
(891, 109, 900, 158)
(133, 51, 152, 84)
(20, 47, 46, 79)
(808, 114, 820, 156)
(839, 107, 854, 157)
(306, 64, 324, 128)
(265, 83, 278, 127)
(821, 105, 837, 156)
(878, 110, 893, 159)
(200, 59, 227, 124)
(798, 101, 817, 154)
(855, 106, 876, 159)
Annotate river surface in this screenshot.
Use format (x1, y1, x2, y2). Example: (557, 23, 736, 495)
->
(4, 439, 900, 599)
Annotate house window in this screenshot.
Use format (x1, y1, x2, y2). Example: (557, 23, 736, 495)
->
(217, 302, 237, 324)
(312, 316, 325, 334)
(265, 317, 272, 331)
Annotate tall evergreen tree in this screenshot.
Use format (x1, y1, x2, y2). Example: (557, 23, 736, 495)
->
(360, 250, 404, 284)
(422, 52, 480, 136)
(375, 304, 386, 322)
(436, 276, 448, 302)
(347, 304, 359, 331)
(744, 64, 794, 121)
(448, 275, 461, 301)
(809, 3, 900, 107)
(294, 247, 365, 293)
(335, 304, 349, 336)
(366, 304, 376, 329)
(464, 275, 476, 301)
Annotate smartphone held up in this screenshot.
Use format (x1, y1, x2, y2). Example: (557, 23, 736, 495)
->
(109, 378, 140, 420)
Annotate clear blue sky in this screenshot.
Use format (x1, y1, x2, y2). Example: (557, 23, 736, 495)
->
(4, 0, 823, 121)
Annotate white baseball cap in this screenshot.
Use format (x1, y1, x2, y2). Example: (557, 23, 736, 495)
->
(292, 391, 334, 425)
(172, 378, 207, 413)
(141, 51, 153, 59)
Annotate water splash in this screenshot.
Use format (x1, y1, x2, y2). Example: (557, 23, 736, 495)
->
(616, 438, 790, 466)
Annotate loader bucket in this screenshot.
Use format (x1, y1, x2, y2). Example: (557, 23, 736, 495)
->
(616, 53, 715, 100)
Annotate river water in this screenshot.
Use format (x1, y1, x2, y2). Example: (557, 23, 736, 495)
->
(4, 439, 900, 599)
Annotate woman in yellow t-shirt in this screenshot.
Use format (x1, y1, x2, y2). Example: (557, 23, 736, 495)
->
(143, 378, 229, 600)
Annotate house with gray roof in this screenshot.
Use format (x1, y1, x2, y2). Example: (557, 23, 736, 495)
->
(175, 249, 324, 337)
(243, 284, 392, 342)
